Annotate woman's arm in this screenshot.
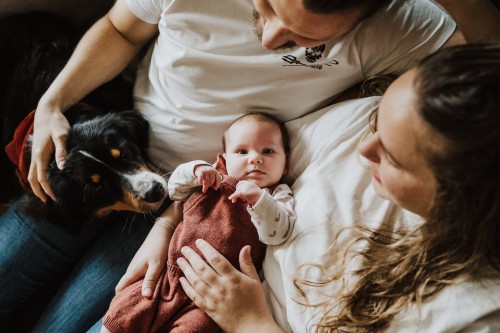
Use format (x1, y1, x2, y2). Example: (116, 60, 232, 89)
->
(115, 201, 183, 297)
(177, 240, 284, 333)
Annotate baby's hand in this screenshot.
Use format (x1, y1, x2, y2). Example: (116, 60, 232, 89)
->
(228, 180, 263, 205)
(194, 165, 221, 193)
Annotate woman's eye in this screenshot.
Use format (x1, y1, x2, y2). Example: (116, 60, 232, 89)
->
(384, 154, 399, 168)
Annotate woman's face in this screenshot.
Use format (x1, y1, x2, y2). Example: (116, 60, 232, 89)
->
(358, 69, 438, 218)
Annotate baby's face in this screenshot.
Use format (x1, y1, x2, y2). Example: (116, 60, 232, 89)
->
(224, 119, 287, 188)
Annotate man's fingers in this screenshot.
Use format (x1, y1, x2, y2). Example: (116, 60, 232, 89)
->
(28, 162, 47, 202)
(38, 167, 56, 201)
(54, 145, 68, 170)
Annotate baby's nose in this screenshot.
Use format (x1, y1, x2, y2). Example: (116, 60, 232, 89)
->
(249, 152, 263, 164)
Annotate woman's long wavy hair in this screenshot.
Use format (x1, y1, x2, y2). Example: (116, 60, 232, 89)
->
(294, 43, 500, 332)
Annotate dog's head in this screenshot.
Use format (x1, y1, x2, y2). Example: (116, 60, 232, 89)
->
(42, 110, 168, 233)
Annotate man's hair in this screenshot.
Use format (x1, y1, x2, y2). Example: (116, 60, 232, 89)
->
(303, 0, 391, 21)
(222, 112, 290, 154)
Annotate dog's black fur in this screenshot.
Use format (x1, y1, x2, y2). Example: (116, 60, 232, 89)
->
(0, 12, 168, 233)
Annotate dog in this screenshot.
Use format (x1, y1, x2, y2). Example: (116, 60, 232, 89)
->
(0, 12, 168, 233)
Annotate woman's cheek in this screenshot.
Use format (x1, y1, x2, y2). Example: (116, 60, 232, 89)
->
(379, 168, 407, 203)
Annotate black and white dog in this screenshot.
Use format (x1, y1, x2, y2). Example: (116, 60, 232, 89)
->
(0, 12, 168, 233)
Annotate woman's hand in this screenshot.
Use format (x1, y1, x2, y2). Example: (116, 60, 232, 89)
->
(29, 106, 70, 202)
(115, 201, 183, 297)
(177, 240, 283, 333)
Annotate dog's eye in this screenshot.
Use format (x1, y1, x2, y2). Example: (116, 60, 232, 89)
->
(111, 148, 121, 159)
(90, 174, 101, 184)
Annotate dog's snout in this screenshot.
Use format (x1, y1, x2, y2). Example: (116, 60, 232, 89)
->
(127, 171, 167, 203)
(145, 181, 165, 203)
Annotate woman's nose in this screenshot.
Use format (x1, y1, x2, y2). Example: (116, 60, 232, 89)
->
(358, 132, 381, 163)
(261, 18, 292, 49)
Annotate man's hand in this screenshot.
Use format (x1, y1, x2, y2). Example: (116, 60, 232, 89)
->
(28, 107, 69, 202)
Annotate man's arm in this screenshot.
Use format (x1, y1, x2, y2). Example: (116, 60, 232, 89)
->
(38, 0, 158, 112)
(30, 0, 158, 201)
(437, 0, 500, 43)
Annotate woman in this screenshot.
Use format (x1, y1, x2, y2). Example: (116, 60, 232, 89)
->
(175, 43, 500, 332)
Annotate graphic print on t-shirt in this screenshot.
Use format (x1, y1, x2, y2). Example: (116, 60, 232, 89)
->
(281, 44, 339, 70)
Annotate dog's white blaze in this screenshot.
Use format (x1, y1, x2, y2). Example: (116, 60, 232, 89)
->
(77, 150, 167, 199)
(125, 172, 167, 198)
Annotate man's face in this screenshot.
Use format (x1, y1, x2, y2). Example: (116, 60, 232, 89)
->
(252, 0, 365, 50)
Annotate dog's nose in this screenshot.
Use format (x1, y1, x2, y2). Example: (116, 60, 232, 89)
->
(144, 181, 166, 203)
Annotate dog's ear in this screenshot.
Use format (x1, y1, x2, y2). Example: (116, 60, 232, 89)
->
(45, 161, 88, 234)
(115, 110, 150, 158)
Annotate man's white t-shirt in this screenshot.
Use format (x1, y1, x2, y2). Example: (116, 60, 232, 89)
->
(125, 0, 456, 172)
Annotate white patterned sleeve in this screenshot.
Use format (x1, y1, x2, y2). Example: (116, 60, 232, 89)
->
(167, 160, 212, 201)
(247, 184, 295, 245)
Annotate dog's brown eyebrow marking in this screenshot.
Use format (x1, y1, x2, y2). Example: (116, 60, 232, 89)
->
(111, 148, 121, 159)
(91, 174, 101, 183)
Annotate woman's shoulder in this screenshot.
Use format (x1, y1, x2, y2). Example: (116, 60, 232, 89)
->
(388, 266, 500, 332)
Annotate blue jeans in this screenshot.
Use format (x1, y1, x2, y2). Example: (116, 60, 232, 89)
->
(0, 194, 153, 333)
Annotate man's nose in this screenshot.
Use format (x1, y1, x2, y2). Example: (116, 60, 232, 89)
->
(261, 18, 292, 49)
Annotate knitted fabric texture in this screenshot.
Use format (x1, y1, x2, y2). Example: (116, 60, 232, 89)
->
(103, 155, 267, 333)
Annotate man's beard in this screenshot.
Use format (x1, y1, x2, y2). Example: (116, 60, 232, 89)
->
(252, 10, 297, 51)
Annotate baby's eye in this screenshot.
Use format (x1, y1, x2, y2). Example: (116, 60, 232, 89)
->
(237, 149, 248, 154)
(263, 148, 273, 154)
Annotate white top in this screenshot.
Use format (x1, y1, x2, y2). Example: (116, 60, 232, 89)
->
(263, 97, 500, 332)
(168, 160, 295, 245)
(125, 0, 456, 172)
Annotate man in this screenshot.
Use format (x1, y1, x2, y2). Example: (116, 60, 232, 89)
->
(0, 0, 460, 332)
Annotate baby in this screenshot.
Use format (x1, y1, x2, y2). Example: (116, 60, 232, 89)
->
(101, 112, 295, 333)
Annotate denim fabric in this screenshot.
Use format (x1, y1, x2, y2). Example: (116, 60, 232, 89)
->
(86, 317, 103, 333)
(0, 194, 153, 333)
